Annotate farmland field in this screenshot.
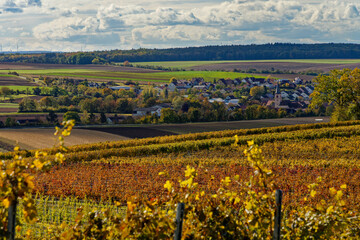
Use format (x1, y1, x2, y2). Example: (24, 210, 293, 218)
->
(0, 76, 37, 86)
(2, 119, 360, 238)
(0, 85, 37, 91)
(134, 59, 360, 69)
(0, 117, 329, 150)
(134, 59, 360, 81)
(1, 120, 357, 211)
(0, 69, 267, 83)
(1, 60, 359, 85)
(0, 128, 130, 150)
(0, 103, 18, 108)
(86, 116, 330, 137)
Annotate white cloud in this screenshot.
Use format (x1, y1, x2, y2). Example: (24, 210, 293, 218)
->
(132, 25, 220, 43)
(33, 16, 101, 40)
(1, 0, 360, 51)
(0, 0, 41, 13)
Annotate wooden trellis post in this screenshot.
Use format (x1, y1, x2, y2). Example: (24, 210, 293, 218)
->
(273, 190, 283, 240)
(174, 203, 185, 240)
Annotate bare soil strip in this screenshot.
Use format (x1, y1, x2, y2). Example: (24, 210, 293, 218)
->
(83, 116, 331, 137)
(0, 76, 37, 86)
(84, 127, 176, 139)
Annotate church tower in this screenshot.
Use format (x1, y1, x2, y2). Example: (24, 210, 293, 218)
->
(274, 84, 282, 108)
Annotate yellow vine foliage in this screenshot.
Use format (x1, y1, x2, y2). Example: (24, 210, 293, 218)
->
(0, 120, 74, 237)
(0, 124, 359, 239)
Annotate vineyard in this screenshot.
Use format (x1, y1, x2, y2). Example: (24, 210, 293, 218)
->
(1, 120, 360, 238)
(28, 121, 360, 207)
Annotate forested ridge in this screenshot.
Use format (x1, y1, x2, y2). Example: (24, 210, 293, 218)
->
(1, 43, 360, 65)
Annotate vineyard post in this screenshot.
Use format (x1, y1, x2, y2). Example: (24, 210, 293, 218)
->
(7, 200, 17, 240)
(174, 203, 185, 240)
(273, 190, 283, 240)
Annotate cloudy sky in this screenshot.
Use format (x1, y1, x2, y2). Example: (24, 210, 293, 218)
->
(0, 0, 360, 52)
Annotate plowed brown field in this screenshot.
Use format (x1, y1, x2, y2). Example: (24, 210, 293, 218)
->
(0, 128, 129, 150)
(0, 63, 161, 73)
(0, 76, 37, 86)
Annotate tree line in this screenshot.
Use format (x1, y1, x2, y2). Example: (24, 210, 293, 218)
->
(1, 43, 360, 64)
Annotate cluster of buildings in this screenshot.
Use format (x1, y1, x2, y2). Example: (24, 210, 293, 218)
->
(133, 76, 316, 117)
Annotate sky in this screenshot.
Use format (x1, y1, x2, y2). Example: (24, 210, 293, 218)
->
(0, 0, 360, 52)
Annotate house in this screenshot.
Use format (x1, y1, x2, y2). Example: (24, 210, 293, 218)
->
(209, 98, 225, 103)
(133, 106, 162, 117)
(88, 82, 99, 88)
(191, 78, 205, 85)
(265, 93, 274, 99)
(279, 79, 290, 85)
(227, 99, 240, 105)
(225, 95, 236, 100)
(201, 92, 211, 98)
(305, 86, 313, 94)
(107, 115, 125, 124)
(294, 77, 303, 85)
(110, 86, 131, 91)
(252, 78, 266, 86)
(167, 83, 177, 92)
(193, 85, 207, 91)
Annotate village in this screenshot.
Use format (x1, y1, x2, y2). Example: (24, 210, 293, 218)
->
(0, 74, 318, 127)
(132, 76, 315, 118)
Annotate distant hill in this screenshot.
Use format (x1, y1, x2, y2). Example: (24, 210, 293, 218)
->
(1, 43, 360, 65)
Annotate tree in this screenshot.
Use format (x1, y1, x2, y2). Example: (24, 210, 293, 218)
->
(92, 58, 100, 64)
(5, 117, 16, 127)
(100, 112, 107, 123)
(46, 110, 58, 125)
(40, 96, 58, 109)
(169, 77, 177, 84)
(18, 98, 38, 112)
(187, 107, 201, 122)
(50, 86, 60, 97)
(81, 110, 90, 124)
(310, 68, 360, 121)
(32, 87, 41, 95)
(123, 60, 130, 66)
(44, 77, 53, 86)
(160, 108, 179, 123)
(0, 87, 11, 100)
(172, 96, 184, 111)
(250, 86, 265, 100)
(145, 97, 157, 107)
(89, 112, 96, 124)
(63, 111, 81, 124)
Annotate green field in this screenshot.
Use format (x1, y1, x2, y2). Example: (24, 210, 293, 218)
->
(0, 103, 18, 108)
(1, 69, 266, 82)
(0, 74, 19, 77)
(0, 112, 45, 116)
(133, 59, 360, 69)
(0, 85, 36, 91)
(133, 61, 227, 69)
